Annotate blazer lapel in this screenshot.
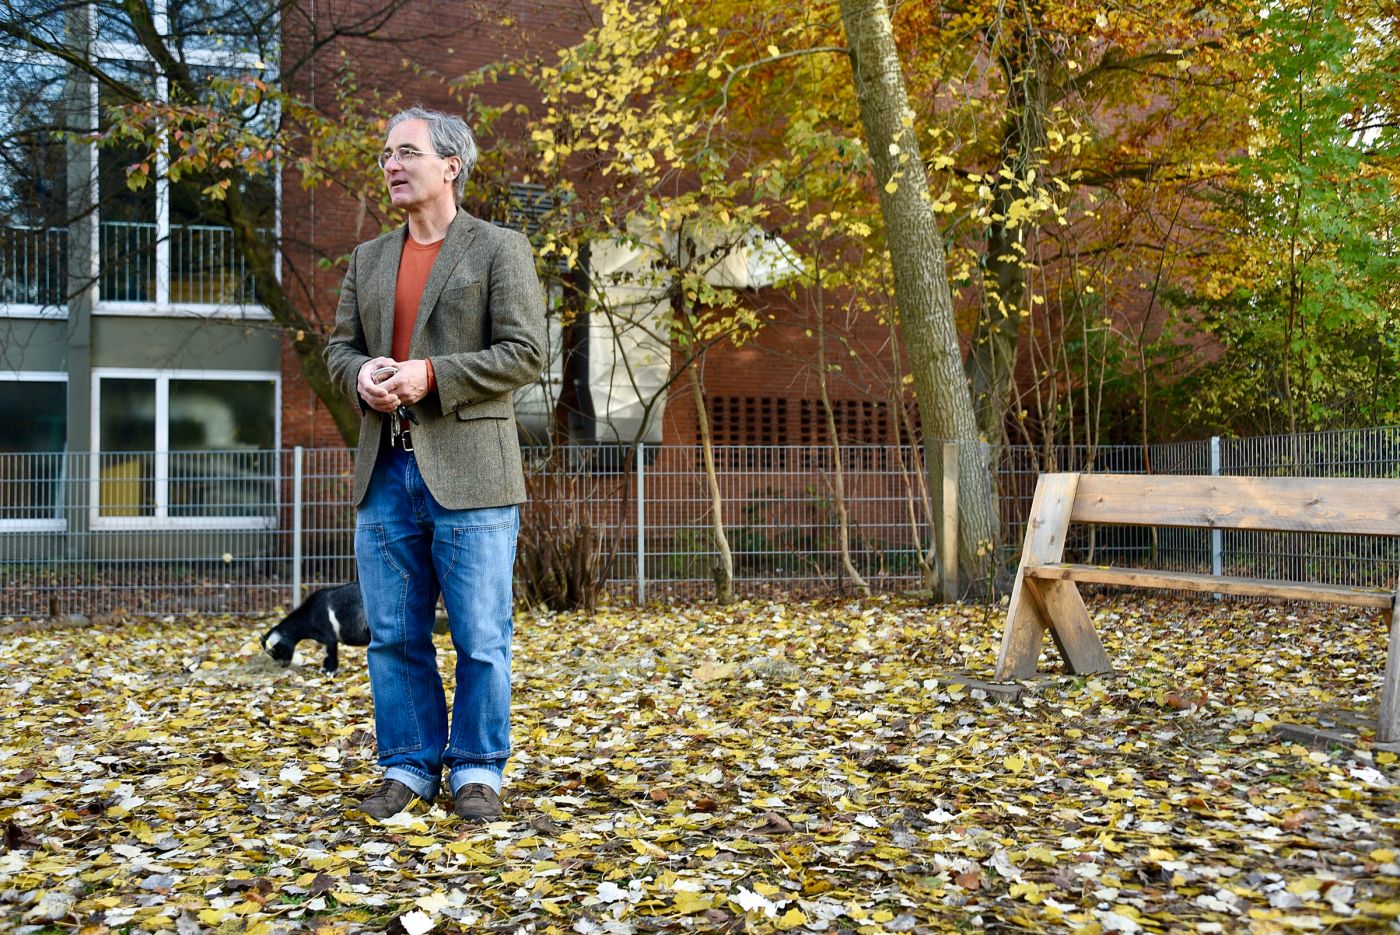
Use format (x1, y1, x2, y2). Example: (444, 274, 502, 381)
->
(371, 228, 406, 357)
(410, 210, 477, 353)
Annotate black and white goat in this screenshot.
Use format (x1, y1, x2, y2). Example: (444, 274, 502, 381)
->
(261, 584, 369, 675)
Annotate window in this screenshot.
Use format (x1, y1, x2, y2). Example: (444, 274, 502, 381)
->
(799, 399, 891, 447)
(90, 369, 279, 528)
(95, 59, 276, 316)
(0, 372, 67, 530)
(0, 60, 68, 316)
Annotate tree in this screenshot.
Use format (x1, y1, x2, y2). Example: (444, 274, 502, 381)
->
(520, 1, 827, 602)
(1165, 0, 1400, 435)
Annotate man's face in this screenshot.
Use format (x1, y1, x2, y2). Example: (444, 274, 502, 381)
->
(382, 119, 459, 212)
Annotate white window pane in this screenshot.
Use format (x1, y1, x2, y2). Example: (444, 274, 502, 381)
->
(168, 378, 275, 518)
(98, 377, 155, 517)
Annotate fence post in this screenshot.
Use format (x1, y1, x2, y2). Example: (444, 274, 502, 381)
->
(1210, 436, 1222, 598)
(636, 442, 646, 604)
(942, 441, 959, 601)
(292, 446, 304, 608)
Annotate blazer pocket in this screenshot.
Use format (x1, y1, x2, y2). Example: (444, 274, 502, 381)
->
(455, 397, 515, 421)
(440, 280, 484, 308)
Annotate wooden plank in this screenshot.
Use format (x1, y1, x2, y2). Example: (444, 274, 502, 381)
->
(1069, 474, 1400, 535)
(942, 442, 959, 601)
(1025, 563, 1395, 608)
(996, 473, 1081, 680)
(1026, 577, 1112, 674)
(1381, 596, 1400, 744)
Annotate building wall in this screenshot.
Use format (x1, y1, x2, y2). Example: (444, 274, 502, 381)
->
(0, 320, 68, 372)
(657, 287, 916, 448)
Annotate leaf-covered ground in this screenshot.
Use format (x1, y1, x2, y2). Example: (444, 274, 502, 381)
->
(1, 595, 1398, 934)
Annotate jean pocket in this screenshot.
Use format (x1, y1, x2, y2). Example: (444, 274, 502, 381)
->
(355, 523, 410, 580)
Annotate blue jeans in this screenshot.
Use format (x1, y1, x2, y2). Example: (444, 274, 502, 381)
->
(354, 445, 518, 800)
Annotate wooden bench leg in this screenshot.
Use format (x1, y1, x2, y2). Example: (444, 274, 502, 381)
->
(996, 473, 1083, 681)
(999, 580, 1051, 680)
(1380, 607, 1400, 745)
(1027, 577, 1112, 675)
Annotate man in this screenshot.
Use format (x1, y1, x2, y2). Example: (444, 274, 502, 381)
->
(325, 106, 546, 821)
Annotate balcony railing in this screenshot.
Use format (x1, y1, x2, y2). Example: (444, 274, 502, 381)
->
(99, 221, 265, 306)
(1, 222, 271, 310)
(0, 225, 67, 308)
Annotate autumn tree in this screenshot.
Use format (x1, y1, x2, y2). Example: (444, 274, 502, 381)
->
(520, 3, 833, 602)
(1164, 0, 1400, 435)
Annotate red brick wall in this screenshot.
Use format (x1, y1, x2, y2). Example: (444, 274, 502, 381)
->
(658, 287, 917, 447)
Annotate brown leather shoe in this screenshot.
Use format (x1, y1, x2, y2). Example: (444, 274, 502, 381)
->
(452, 783, 502, 821)
(357, 779, 417, 819)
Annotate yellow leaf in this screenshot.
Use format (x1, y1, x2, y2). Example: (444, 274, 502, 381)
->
(766, 44, 779, 57)
(1372, 848, 1397, 863)
(692, 660, 736, 682)
(776, 908, 808, 930)
(1004, 755, 1025, 774)
(1010, 881, 1046, 904)
(1360, 901, 1400, 917)
(884, 179, 898, 194)
(671, 891, 713, 914)
(1377, 751, 1397, 765)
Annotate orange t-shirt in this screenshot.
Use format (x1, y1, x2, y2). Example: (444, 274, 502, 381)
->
(393, 236, 443, 391)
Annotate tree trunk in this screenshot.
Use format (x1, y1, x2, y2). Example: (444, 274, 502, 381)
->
(838, 0, 1002, 600)
(816, 294, 870, 595)
(887, 315, 939, 590)
(688, 362, 735, 604)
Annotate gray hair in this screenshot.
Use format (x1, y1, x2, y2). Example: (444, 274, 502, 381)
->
(387, 106, 478, 200)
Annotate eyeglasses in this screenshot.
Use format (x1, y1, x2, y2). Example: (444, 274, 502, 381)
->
(377, 145, 450, 170)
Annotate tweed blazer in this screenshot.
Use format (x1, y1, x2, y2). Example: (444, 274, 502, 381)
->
(325, 210, 547, 509)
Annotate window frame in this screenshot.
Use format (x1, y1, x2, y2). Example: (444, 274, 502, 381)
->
(0, 370, 68, 531)
(88, 366, 281, 530)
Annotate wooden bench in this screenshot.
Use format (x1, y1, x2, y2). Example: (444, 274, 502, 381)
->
(995, 473, 1400, 744)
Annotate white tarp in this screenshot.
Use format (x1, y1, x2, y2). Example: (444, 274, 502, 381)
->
(512, 223, 803, 445)
(583, 225, 804, 444)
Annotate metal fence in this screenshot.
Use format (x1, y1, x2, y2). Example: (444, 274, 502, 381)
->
(3, 428, 1400, 618)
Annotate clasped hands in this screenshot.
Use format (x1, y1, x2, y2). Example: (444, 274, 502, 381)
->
(357, 357, 431, 414)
